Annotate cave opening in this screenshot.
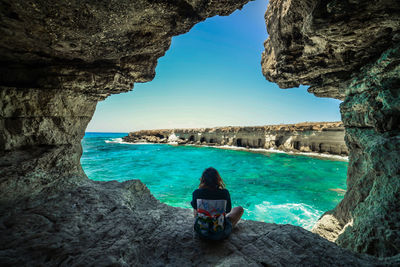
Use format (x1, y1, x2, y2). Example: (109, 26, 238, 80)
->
(258, 138, 262, 147)
(275, 137, 282, 147)
(293, 141, 300, 150)
(236, 138, 243, 147)
(2, 0, 400, 263)
(86, 0, 342, 134)
(80, 0, 346, 235)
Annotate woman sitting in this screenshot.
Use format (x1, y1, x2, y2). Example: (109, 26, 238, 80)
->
(191, 167, 244, 240)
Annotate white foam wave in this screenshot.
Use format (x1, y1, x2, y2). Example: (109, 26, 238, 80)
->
(104, 138, 123, 143)
(168, 141, 178, 145)
(103, 139, 348, 161)
(213, 145, 348, 161)
(253, 201, 322, 230)
(104, 138, 153, 145)
(287, 151, 348, 161)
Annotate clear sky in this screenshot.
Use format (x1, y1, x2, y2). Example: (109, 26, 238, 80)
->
(86, 0, 342, 132)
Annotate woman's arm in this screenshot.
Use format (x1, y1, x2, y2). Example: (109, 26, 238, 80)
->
(225, 190, 232, 213)
(191, 190, 198, 210)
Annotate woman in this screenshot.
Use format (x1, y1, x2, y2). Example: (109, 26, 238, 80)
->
(191, 167, 244, 240)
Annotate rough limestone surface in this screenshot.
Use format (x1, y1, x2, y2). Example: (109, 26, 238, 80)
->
(123, 122, 348, 156)
(0, 0, 250, 202)
(262, 0, 400, 100)
(0, 179, 387, 266)
(262, 0, 400, 257)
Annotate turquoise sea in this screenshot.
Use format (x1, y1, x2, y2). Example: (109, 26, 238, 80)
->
(81, 132, 348, 230)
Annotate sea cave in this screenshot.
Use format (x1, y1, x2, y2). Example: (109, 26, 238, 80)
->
(0, 0, 399, 265)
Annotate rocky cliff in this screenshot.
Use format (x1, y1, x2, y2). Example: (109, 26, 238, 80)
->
(123, 122, 348, 156)
(0, 0, 249, 203)
(262, 0, 400, 257)
(1, 0, 399, 265)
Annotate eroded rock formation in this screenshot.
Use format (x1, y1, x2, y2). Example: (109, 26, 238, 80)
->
(0, 0, 249, 203)
(262, 0, 400, 257)
(0, 179, 384, 266)
(123, 122, 349, 156)
(1, 0, 399, 265)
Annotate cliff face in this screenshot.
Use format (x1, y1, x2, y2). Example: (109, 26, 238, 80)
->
(262, 0, 400, 257)
(123, 122, 348, 156)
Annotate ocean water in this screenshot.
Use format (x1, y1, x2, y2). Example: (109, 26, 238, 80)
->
(81, 132, 348, 230)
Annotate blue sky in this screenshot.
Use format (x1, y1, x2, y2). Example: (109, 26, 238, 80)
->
(86, 0, 341, 132)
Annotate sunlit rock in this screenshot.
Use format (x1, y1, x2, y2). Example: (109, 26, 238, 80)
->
(123, 122, 349, 156)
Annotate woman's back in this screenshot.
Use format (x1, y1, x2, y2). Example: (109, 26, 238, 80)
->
(191, 167, 242, 240)
(191, 188, 232, 213)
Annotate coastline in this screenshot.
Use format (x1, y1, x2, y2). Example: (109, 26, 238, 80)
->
(211, 145, 349, 161)
(121, 122, 349, 159)
(105, 137, 348, 161)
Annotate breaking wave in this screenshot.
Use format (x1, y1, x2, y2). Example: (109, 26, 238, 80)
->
(251, 202, 323, 230)
(105, 138, 123, 143)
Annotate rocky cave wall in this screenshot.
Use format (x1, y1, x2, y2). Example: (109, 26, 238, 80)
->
(0, 0, 250, 203)
(262, 0, 400, 257)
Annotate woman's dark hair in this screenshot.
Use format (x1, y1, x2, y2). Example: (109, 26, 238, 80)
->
(199, 167, 226, 189)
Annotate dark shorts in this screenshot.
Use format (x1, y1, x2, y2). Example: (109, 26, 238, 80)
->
(194, 217, 232, 241)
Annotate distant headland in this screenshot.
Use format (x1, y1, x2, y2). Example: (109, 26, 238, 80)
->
(123, 122, 348, 156)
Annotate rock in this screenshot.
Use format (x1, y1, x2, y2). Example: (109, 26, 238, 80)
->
(0, 87, 97, 202)
(177, 139, 188, 145)
(123, 122, 348, 156)
(0, 0, 250, 95)
(146, 135, 160, 143)
(262, 0, 400, 257)
(262, 0, 400, 100)
(334, 47, 400, 257)
(0, 0, 250, 203)
(0, 179, 386, 266)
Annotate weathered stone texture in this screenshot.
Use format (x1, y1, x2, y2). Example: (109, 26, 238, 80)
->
(0, 0, 250, 94)
(262, 0, 400, 257)
(0, 179, 386, 266)
(262, 0, 400, 100)
(334, 47, 400, 257)
(0, 0, 250, 203)
(0, 87, 97, 202)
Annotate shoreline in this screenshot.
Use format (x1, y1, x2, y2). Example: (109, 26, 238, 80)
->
(182, 143, 348, 161)
(209, 145, 349, 161)
(105, 137, 348, 161)
(122, 122, 349, 158)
